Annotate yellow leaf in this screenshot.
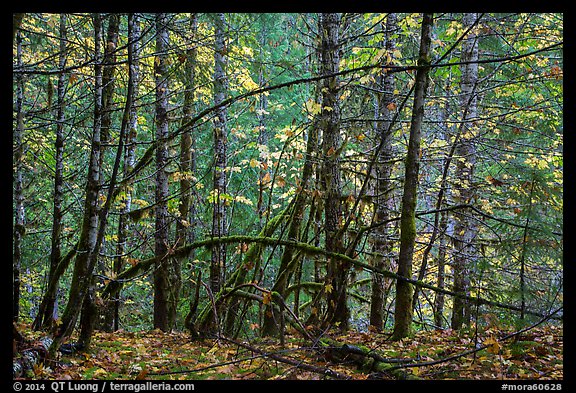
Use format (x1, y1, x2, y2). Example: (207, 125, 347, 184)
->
(325, 283, 333, 294)
(483, 336, 500, 354)
(304, 99, 322, 116)
(93, 368, 109, 378)
(262, 292, 272, 305)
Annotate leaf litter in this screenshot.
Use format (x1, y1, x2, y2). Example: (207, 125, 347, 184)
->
(21, 324, 562, 380)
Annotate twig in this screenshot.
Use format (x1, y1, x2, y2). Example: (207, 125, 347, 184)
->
(220, 336, 352, 380)
(386, 306, 563, 371)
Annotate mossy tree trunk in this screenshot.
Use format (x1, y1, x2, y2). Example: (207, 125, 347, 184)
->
(391, 13, 433, 341)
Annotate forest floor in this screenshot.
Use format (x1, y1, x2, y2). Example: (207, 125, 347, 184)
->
(16, 323, 562, 381)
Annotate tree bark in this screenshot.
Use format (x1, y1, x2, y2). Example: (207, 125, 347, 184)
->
(318, 13, 348, 331)
(50, 13, 104, 355)
(210, 12, 228, 300)
(102, 13, 142, 332)
(33, 14, 68, 331)
(180, 13, 200, 334)
(370, 13, 397, 332)
(13, 28, 25, 323)
(451, 13, 479, 330)
(391, 13, 433, 341)
(153, 13, 180, 332)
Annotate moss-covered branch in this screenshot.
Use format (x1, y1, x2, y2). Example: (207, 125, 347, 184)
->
(102, 234, 547, 318)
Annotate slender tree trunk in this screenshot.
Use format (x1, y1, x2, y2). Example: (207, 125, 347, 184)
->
(177, 12, 197, 265)
(451, 13, 479, 330)
(370, 13, 397, 332)
(518, 177, 535, 320)
(153, 13, 180, 332)
(391, 13, 433, 341)
(434, 209, 450, 327)
(260, 86, 320, 337)
(82, 13, 121, 335)
(256, 20, 269, 229)
(210, 12, 228, 299)
(100, 13, 120, 151)
(33, 14, 68, 331)
(103, 13, 141, 332)
(13, 29, 25, 323)
(51, 13, 104, 354)
(77, 13, 135, 347)
(180, 13, 200, 331)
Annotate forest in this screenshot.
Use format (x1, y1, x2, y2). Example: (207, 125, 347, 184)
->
(12, 13, 563, 382)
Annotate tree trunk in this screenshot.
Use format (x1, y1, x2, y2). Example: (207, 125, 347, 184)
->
(104, 13, 142, 332)
(50, 13, 104, 354)
(13, 28, 25, 323)
(78, 12, 121, 337)
(434, 209, 449, 327)
(77, 12, 134, 348)
(180, 13, 200, 333)
(451, 13, 479, 330)
(33, 14, 68, 331)
(318, 13, 347, 331)
(370, 13, 397, 332)
(391, 13, 433, 341)
(210, 12, 228, 301)
(153, 13, 180, 332)
(100, 13, 120, 150)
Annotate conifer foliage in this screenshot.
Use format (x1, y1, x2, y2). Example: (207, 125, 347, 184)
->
(13, 13, 562, 380)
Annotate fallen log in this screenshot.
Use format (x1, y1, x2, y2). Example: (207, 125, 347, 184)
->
(319, 337, 420, 380)
(13, 337, 53, 378)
